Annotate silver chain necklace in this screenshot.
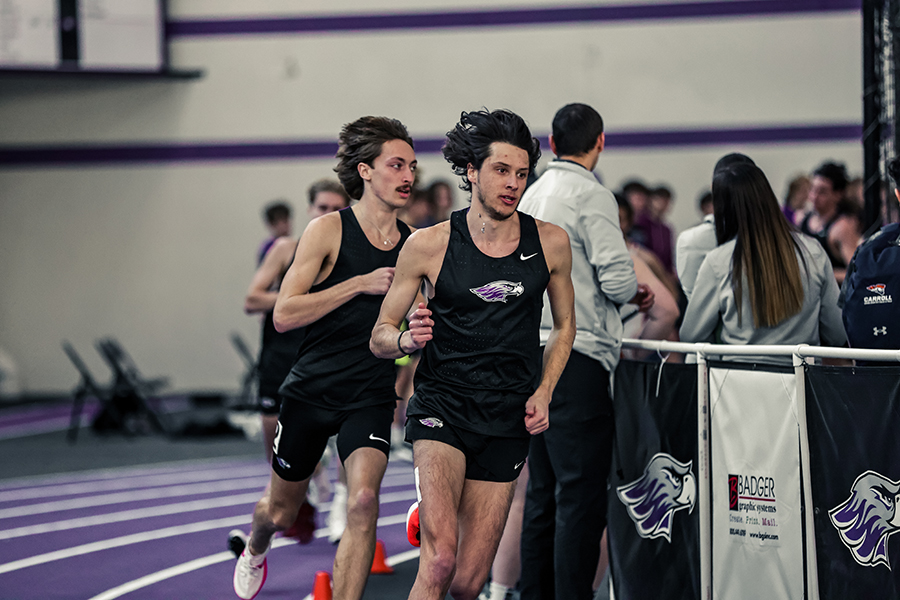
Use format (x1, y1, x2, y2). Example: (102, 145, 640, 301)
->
(362, 215, 395, 246)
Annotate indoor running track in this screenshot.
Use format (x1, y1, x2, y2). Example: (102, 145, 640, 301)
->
(0, 457, 419, 599)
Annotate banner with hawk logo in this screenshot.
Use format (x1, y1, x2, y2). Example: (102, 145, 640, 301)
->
(608, 360, 699, 599)
(708, 362, 804, 600)
(805, 364, 900, 599)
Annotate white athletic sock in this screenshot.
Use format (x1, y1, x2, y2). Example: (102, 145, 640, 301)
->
(246, 537, 270, 562)
(488, 581, 509, 599)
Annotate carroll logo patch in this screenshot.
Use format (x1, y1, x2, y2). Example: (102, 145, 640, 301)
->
(617, 453, 696, 543)
(830, 470, 900, 569)
(470, 281, 524, 303)
(864, 283, 893, 305)
(419, 417, 444, 428)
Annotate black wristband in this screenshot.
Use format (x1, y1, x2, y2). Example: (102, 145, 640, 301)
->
(397, 330, 410, 356)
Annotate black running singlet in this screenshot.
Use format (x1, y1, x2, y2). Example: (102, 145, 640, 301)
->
(409, 208, 551, 438)
(257, 254, 305, 399)
(279, 208, 411, 409)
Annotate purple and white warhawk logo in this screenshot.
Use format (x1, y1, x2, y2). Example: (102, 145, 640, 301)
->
(829, 470, 900, 569)
(617, 453, 696, 542)
(470, 280, 524, 303)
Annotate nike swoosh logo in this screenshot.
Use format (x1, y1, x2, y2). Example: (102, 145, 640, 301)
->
(369, 433, 389, 445)
(520, 252, 538, 261)
(514, 460, 526, 470)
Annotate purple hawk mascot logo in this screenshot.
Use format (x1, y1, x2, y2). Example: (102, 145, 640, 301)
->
(617, 453, 696, 542)
(829, 470, 900, 569)
(470, 280, 524, 303)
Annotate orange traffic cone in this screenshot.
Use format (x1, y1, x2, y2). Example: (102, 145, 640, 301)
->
(312, 570, 333, 600)
(370, 539, 394, 574)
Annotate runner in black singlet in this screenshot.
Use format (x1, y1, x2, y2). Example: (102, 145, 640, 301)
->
(233, 116, 417, 600)
(409, 208, 549, 440)
(244, 179, 350, 453)
(234, 180, 350, 554)
(370, 109, 576, 600)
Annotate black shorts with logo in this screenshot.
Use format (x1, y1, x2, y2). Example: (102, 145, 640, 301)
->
(406, 414, 529, 483)
(272, 397, 394, 482)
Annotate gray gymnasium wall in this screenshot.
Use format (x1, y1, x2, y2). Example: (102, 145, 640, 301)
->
(0, 0, 863, 395)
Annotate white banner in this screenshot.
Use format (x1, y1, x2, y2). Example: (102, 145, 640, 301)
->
(709, 366, 804, 600)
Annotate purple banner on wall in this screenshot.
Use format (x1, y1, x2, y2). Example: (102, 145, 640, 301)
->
(168, 1, 861, 38)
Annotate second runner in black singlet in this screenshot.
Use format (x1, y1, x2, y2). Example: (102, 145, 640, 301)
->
(409, 208, 550, 438)
(279, 208, 411, 409)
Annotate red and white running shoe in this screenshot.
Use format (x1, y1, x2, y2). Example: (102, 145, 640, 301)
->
(406, 501, 420, 547)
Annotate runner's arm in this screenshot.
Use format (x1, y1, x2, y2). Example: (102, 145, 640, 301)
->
(274, 214, 395, 332)
(525, 223, 575, 435)
(244, 237, 296, 314)
(370, 229, 440, 358)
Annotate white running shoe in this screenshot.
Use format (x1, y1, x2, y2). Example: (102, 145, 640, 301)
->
(233, 542, 269, 600)
(307, 478, 320, 508)
(327, 481, 348, 544)
(390, 443, 414, 463)
(390, 425, 414, 462)
(308, 466, 332, 507)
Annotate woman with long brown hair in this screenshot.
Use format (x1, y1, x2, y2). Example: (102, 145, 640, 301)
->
(680, 162, 846, 359)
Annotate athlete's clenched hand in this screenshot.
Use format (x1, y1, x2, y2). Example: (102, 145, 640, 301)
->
(406, 302, 433, 350)
(524, 388, 551, 435)
(360, 267, 395, 295)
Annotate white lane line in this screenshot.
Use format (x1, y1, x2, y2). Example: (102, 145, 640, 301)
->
(0, 490, 418, 575)
(87, 551, 238, 600)
(0, 475, 414, 537)
(380, 473, 414, 488)
(0, 515, 251, 575)
(0, 477, 409, 524)
(87, 515, 418, 600)
(0, 465, 269, 503)
(0, 477, 269, 520)
(0, 492, 262, 540)
(375, 490, 417, 504)
(1, 467, 411, 504)
(0, 461, 411, 493)
(0, 485, 414, 540)
(0, 457, 265, 491)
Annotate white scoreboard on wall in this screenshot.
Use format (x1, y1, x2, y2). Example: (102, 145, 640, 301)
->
(0, 0, 164, 72)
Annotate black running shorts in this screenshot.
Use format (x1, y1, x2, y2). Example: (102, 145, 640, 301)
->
(406, 414, 529, 483)
(272, 398, 394, 482)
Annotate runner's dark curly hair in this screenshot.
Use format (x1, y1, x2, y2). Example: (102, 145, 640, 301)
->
(334, 116, 414, 199)
(442, 109, 540, 193)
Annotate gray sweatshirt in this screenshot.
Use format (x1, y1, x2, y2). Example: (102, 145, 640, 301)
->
(680, 232, 847, 362)
(519, 160, 638, 372)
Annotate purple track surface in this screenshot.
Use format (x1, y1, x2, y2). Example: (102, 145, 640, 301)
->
(0, 403, 420, 600)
